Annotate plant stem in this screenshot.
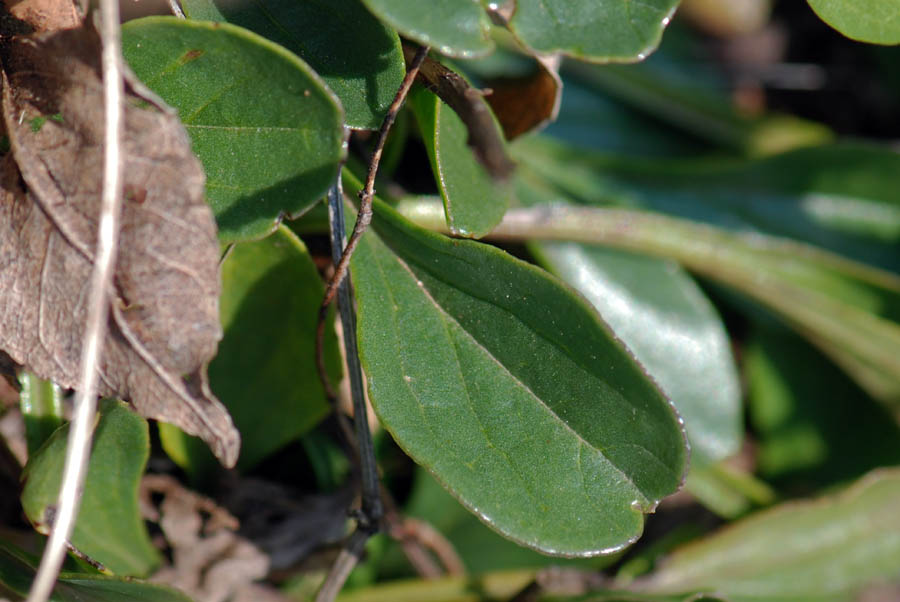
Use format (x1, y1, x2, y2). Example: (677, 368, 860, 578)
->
(313, 48, 430, 602)
(326, 180, 382, 524)
(26, 2, 124, 601)
(315, 45, 429, 400)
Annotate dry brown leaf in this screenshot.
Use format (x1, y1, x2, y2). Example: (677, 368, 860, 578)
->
(0, 26, 239, 466)
(484, 55, 561, 141)
(4, 0, 81, 32)
(142, 475, 270, 602)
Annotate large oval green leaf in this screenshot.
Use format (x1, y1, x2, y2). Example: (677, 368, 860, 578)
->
(347, 175, 688, 556)
(531, 243, 741, 468)
(807, 0, 900, 45)
(179, 0, 405, 129)
(360, 0, 492, 57)
(648, 468, 900, 601)
(20, 400, 159, 577)
(122, 17, 345, 241)
(161, 226, 341, 475)
(0, 539, 190, 602)
(409, 87, 510, 238)
(508, 0, 680, 62)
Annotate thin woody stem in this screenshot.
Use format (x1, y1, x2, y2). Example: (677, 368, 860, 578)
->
(315, 44, 429, 402)
(26, 3, 124, 601)
(312, 45, 430, 602)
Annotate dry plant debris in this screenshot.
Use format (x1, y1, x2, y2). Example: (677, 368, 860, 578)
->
(0, 24, 239, 466)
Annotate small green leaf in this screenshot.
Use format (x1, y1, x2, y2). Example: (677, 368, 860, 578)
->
(409, 87, 510, 238)
(807, 0, 900, 45)
(347, 173, 688, 556)
(648, 468, 900, 601)
(179, 0, 405, 129)
(18, 372, 63, 457)
(20, 400, 159, 577)
(359, 0, 492, 57)
(508, 0, 680, 62)
(161, 226, 341, 474)
(529, 243, 742, 468)
(0, 539, 190, 602)
(122, 17, 345, 241)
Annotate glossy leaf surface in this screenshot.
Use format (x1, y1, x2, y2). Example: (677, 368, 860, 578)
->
(508, 0, 680, 62)
(161, 226, 341, 473)
(122, 17, 344, 241)
(349, 179, 688, 556)
(807, 0, 900, 44)
(180, 0, 405, 129)
(360, 0, 492, 57)
(410, 88, 509, 238)
(649, 469, 900, 601)
(513, 140, 900, 404)
(20, 400, 159, 576)
(0, 540, 190, 602)
(531, 243, 741, 467)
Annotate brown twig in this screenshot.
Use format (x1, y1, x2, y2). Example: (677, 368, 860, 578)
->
(390, 517, 465, 578)
(402, 43, 515, 180)
(315, 44, 429, 402)
(313, 530, 370, 602)
(381, 483, 464, 578)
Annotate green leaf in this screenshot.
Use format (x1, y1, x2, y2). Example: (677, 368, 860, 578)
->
(560, 55, 831, 157)
(409, 87, 510, 238)
(359, 0, 492, 58)
(648, 468, 900, 601)
(507, 0, 680, 62)
(20, 400, 159, 577)
(0, 539, 191, 602)
(17, 372, 63, 457)
(512, 140, 900, 404)
(514, 139, 900, 271)
(378, 468, 616, 577)
(161, 226, 341, 474)
(179, 0, 405, 130)
(807, 0, 900, 45)
(529, 243, 741, 467)
(745, 324, 900, 489)
(347, 174, 688, 556)
(122, 17, 345, 241)
(684, 462, 776, 519)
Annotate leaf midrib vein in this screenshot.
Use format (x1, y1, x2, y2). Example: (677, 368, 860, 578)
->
(388, 250, 643, 501)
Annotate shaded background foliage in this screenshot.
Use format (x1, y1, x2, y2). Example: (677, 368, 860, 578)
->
(1, 0, 899, 601)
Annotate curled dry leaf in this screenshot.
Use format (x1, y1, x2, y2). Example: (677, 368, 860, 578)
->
(142, 475, 270, 602)
(483, 54, 562, 141)
(0, 25, 239, 466)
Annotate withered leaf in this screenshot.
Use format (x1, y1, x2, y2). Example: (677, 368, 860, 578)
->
(0, 25, 240, 466)
(483, 55, 561, 141)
